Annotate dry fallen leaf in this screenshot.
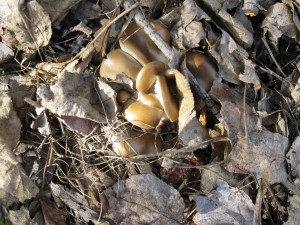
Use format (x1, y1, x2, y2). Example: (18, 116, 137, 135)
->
(193, 180, 254, 225)
(0, 144, 39, 207)
(0, 42, 14, 63)
(286, 136, 300, 182)
(262, 3, 300, 44)
(283, 195, 300, 225)
(210, 31, 261, 90)
(40, 199, 68, 225)
(0, 0, 51, 52)
(0, 94, 21, 149)
(100, 174, 184, 225)
(50, 182, 108, 224)
(8, 206, 31, 225)
(210, 82, 289, 184)
(172, 68, 209, 146)
(37, 71, 117, 125)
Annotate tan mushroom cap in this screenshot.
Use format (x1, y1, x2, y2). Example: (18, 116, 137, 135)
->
(155, 76, 179, 122)
(136, 61, 168, 93)
(112, 133, 162, 157)
(186, 52, 218, 92)
(119, 21, 170, 65)
(99, 49, 142, 80)
(124, 99, 164, 130)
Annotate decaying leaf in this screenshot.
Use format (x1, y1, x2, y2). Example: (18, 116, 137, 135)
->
(210, 82, 289, 184)
(0, 42, 14, 63)
(262, 3, 300, 44)
(0, 144, 39, 207)
(40, 199, 68, 225)
(291, 76, 300, 104)
(8, 206, 30, 225)
(201, 0, 253, 48)
(286, 136, 300, 180)
(0, 94, 21, 149)
(193, 180, 254, 225)
(200, 163, 241, 193)
(210, 31, 261, 89)
(50, 182, 108, 224)
(100, 174, 184, 225)
(37, 71, 117, 125)
(283, 195, 300, 225)
(172, 68, 209, 146)
(0, 0, 52, 52)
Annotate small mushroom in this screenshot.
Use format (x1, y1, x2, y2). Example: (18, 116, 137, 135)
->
(119, 21, 170, 65)
(155, 75, 179, 122)
(186, 52, 218, 92)
(123, 99, 164, 130)
(112, 133, 162, 157)
(99, 49, 142, 80)
(136, 61, 168, 93)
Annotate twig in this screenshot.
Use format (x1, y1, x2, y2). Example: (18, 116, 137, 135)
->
(123, 0, 221, 118)
(261, 36, 287, 78)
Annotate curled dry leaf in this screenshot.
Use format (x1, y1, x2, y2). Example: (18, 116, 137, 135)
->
(210, 82, 289, 184)
(37, 71, 117, 126)
(172, 68, 209, 146)
(193, 180, 254, 225)
(100, 174, 184, 225)
(201, 0, 254, 48)
(262, 3, 300, 44)
(0, 0, 51, 52)
(40, 199, 68, 225)
(209, 31, 261, 90)
(283, 195, 300, 225)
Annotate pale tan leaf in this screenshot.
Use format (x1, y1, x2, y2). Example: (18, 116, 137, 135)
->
(37, 71, 117, 124)
(286, 136, 300, 178)
(193, 180, 254, 225)
(0, 42, 13, 63)
(0, 144, 39, 207)
(100, 174, 184, 225)
(172, 68, 209, 146)
(0, 0, 51, 51)
(0, 94, 21, 149)
(8, 206, 30, 225)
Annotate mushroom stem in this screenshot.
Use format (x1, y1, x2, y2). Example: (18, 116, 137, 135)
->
(123, 0, 221, 118)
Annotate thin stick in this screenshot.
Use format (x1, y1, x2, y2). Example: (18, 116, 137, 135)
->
(261, 36, 287, 78)
(123, 0, 221, 118)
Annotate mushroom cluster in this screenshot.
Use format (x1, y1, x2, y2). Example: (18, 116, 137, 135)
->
(99, 20, 217, 156)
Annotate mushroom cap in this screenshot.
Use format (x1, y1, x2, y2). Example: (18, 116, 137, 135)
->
(119, 21, 170, 65)
(136, 61, 168, 93)
(124, 100, 164, 130)
(113, 133, 161, 157)
(155, 76, 179, 122)
(186, 52, 218, 92)
(99, 49, 142, 80)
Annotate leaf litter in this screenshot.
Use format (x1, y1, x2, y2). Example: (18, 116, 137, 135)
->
(1, 0, 300, 224)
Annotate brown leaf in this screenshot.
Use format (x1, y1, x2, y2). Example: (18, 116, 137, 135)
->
(100, 174, 184, 225)
(262, 3, 300, 44)
(41, 199, 68, 225)
(210, 82, 289, 184)
(209, 31, 261, 89)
